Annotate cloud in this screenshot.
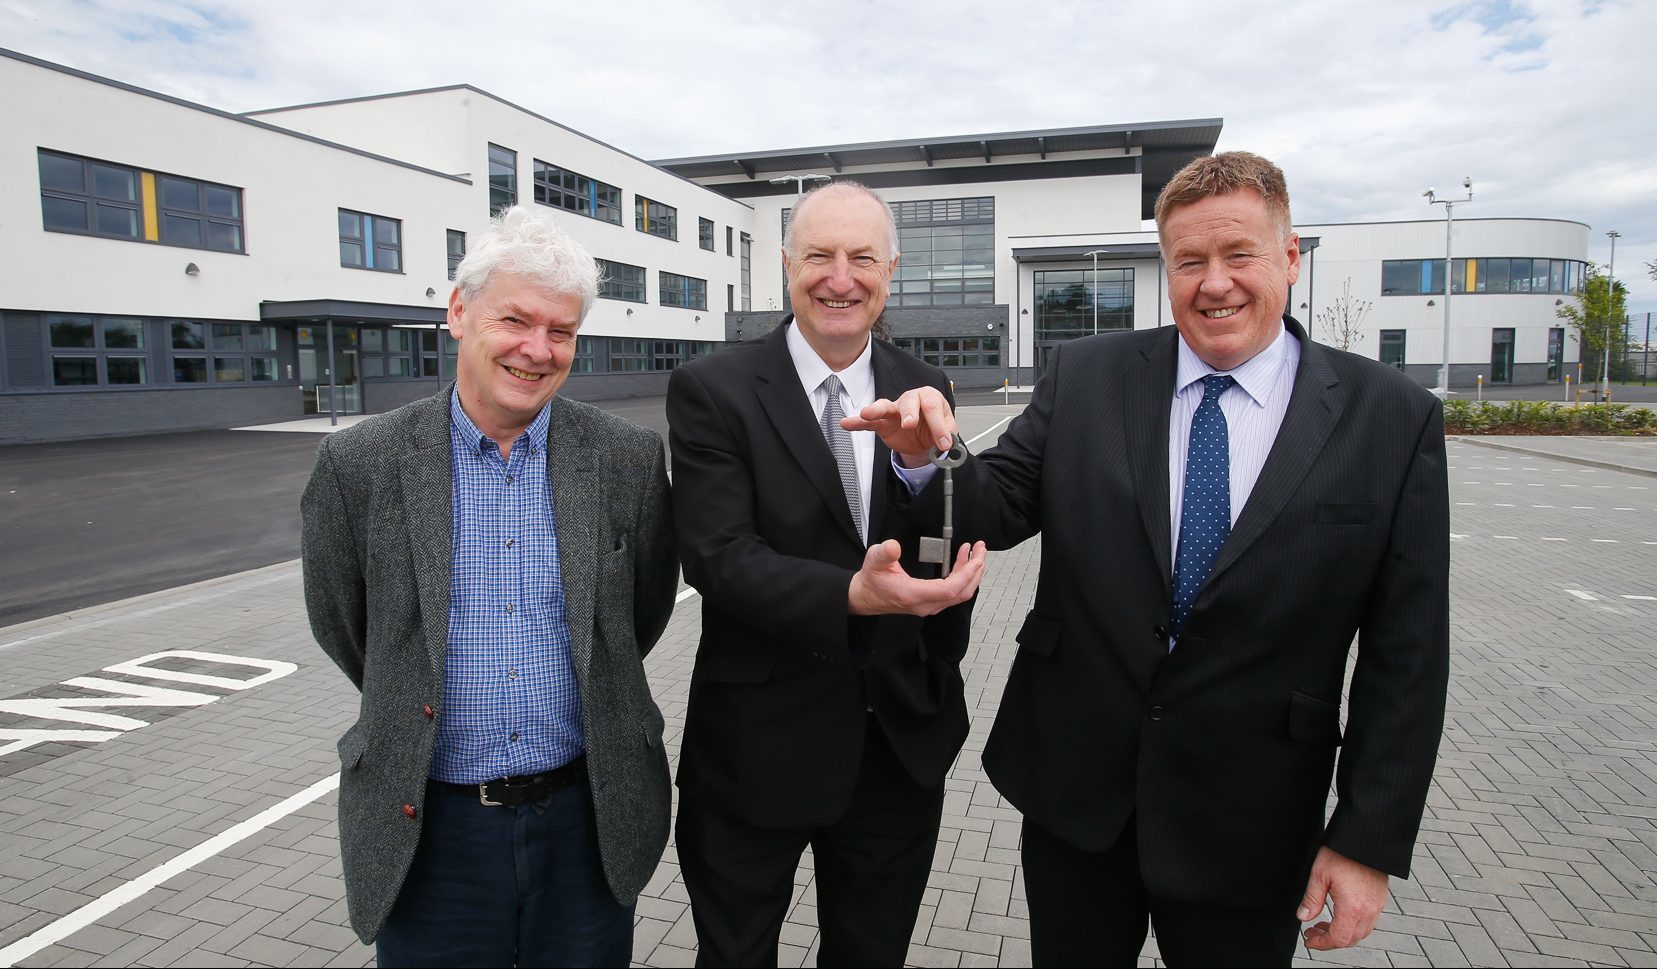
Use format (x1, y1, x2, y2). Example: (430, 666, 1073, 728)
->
(5, 0, 1653, 311)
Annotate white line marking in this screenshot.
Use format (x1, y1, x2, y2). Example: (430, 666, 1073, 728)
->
(1532, 505, 1554, 508)
(1623, 595, 1657, 601)
(1462, 481, 1482, 485)
(1560, 484, 1579, 488)
(1456, 502, 1476, 506)
(1591, 539, 1619, 543)
(1564, 589, 1599, 601)
(965, 415, 1016, 448)
(675, 587, 699, 603)
(1449, 533, 1469, 540)
(1646, 542, 1657, 546)
(1495, 503, 1515, 507)
(1572, 506, 1594, 510)
(0, 772, 340, 967)
(1493, 535, 1518, 540)
(1541, 537, 1566, 542)
(1615, 507, 1636, 511)
(1526, 483, 1545, 487)
(1495, 482, 1513, 486)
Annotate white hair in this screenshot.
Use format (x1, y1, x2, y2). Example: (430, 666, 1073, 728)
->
(453, 206, 599, 317)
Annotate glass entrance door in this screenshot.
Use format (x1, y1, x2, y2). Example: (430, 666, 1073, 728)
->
(297, 324, 362, 414)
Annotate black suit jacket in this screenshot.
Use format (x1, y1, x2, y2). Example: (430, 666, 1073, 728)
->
(667, 321, 972, 827)
(960, 317, 1449, 906)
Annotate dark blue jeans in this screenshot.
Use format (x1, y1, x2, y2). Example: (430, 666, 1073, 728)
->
(376, 778, 633, 968)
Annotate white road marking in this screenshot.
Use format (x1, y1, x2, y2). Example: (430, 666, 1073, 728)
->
(1572, 506, 1594, 510)
(1591, 539, 1619, 543)
(1495, 503, 1515, 507)
(965, 415, 1016, 448)
(1532, 504, 1554, 508)
(1456, 502, 1476, 506)
(1541, 537, 1567, 542)
(1615, 507, 1637, 511)
(0, 773, 341, 967)
(1623, 595, 1657, 602)
(1564, 589, 1600, 601)
(1494, 535, 1519, 540)
(675, 587, 699, 603)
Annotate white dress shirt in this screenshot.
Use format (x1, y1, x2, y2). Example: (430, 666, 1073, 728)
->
(787, 322, 876, 541)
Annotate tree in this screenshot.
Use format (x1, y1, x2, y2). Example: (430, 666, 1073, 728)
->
(1316, 277, 1372, 351)
(1556, 263, 1630, 386)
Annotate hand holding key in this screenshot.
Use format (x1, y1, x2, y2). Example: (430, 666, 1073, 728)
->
(842, 386, 957, 467)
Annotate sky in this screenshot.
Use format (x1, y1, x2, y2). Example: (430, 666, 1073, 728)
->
(5, 0, 1656, 318)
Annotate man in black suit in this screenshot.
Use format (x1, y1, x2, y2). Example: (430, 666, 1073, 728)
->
(849, 152, 1449, 966)
(666, 181, 988, 967)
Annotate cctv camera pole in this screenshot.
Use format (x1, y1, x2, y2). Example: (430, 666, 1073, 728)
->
(1425, 179, 1473, 396)
(1602, 230, 1619, 400)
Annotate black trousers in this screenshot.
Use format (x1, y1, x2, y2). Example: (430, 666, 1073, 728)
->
(675, 718, 944, 967)
(1021, 817, 1301, 968)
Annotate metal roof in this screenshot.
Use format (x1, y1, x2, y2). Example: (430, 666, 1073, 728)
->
(654, 119, 1220, 220)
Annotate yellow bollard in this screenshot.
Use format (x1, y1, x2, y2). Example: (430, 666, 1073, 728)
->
(1477, 374, 1483, 402)
(1564, 374, 1570, 404)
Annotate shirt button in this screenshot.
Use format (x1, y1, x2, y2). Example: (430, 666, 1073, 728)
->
(509, 732, 519, 742)
(402, 804, 417, 819)
(506, 538, 515, 548)
(505, 475, 515, 484)
(422, 703, 435, 720)
(508, 669, 518, 679)
(505, 602, 514, 614)
(1149, 706, 1165, 721)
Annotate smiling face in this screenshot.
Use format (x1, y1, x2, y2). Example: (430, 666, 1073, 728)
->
(448, 272, 582, 444)
(1161, 188, 1301, 372)
(783, 189, 897, 370)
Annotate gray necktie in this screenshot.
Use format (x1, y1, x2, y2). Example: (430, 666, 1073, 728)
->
(819, 374, 865, 544)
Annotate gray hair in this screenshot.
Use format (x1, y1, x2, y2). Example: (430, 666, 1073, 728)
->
(453, 206, 599, 317)
(783, 181, 901, 262)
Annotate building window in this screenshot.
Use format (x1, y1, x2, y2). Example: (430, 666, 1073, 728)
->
(1033, 268, 1133, 341)
(609, 337, 649, 372)
(740, 232, 752, 310)
(1491, 328, 1515, 384)
(339, 209, 403, 272)
(573, 336, 599, 373)
(636, 196, 677, 240)
(1379, 330, 1406, 370)
(45, 315, 150, 386)
(891, 197, 995, 308)
(447, 229, 466, 281)
(699, 217, 715, 251)
(660, 271, 708, 310)
(38, 149, 244, 253)
(419, 328, 458, 377)
(652, 340, 686, 371)
(726, 225, 734, 256)
(489, 144, 517, 215)
(533, 161, 622, 225)
(361, 327, 417, 378)
(892, 336, 1002, 368)
(1547, 327, 1564, 382)
(207, 322, 279, 382)
(596, 259, 647, 303)
(1381, 257, 1588, 296)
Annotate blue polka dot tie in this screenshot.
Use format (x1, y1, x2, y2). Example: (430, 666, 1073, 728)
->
(1171, 374, 1235, 641)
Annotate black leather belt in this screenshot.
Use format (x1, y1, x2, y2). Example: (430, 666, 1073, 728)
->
(433, 756, 587, 807)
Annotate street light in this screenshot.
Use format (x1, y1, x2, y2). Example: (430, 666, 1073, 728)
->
(1424, 177, 1473, 397)
(1084, 250, 1108, 335)
(1602, 229, 1620, 401)
(769, 173, 831, 193)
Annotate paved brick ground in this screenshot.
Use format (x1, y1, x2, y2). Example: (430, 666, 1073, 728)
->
(0, 426, 1654, 967)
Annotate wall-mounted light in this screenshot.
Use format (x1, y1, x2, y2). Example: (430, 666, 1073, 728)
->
(184, 262, 200, 276)
(1020, 308, 1029, 315)
(1555, 298, 1563, 306)
(425, 287, 436, 298)
(1426, 299, 1436, 307)
(626, 307, 634, 316)
(695, 315, 701, 323)
(1299, 302, 1308, 310)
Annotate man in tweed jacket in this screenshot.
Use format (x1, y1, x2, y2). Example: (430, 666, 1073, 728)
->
(302, 207, 677, 966)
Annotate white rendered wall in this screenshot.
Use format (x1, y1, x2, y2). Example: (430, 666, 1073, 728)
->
(3, 56, 474, 323)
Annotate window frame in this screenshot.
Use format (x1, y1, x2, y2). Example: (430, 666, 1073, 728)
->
(699, 217, 716, 252)
(596, 259, 648, 303)
(659, 271, 708, 310)
(338, 208, 404, 273)
(532, 160, 623, 225)
(635, 196, 678, 241)
(489, 144, 517, 215)
(37, 148, 246, 254)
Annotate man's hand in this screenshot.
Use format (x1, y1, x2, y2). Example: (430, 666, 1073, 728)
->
(848, 539, 987, 616)
(1298, 846, 1390, 951)
(842, 387, 957, 469)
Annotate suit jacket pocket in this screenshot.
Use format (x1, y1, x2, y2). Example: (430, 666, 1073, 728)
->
(337, 721, 367, 769)
(1288, 691, 1343, 746)
(1015, 610, 1062, 658)
(1314, 502, 1375, 525)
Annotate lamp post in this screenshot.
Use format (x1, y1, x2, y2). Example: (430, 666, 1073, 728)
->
(1602, 229, 1620, 400)
(769, 173, 831, 194)
(1424, 178, 1473, 397)
(1084, 249, 1108, 335)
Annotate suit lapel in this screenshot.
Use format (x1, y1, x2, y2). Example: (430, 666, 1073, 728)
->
(1126, 330, 1178, 591)
(1206, 319, 1343, 588)
(399, 390, 456, 680)
(753, 321, 863, 548)
(547, 397, 597, 687)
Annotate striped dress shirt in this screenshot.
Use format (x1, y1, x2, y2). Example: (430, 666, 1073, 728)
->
(429, 390, 583, 784)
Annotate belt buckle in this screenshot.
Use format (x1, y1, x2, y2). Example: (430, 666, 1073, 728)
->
(478, 781, 503, 807)
(478, 775, 536, 807)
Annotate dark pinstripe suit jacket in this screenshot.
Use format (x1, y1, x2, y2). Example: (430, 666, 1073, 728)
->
(300, 388, 678, 943)
(961, 317, 1449, 905)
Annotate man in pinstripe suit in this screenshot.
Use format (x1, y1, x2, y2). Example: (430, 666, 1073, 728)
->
(850, 152, 1449, 966)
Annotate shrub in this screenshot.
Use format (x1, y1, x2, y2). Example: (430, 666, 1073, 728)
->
(1441, 399, 1656, 435)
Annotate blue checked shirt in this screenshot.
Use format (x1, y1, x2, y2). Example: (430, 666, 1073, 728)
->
(429, 390, 583, 784)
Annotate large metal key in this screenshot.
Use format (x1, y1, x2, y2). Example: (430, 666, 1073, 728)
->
(918, 434, 969, 577)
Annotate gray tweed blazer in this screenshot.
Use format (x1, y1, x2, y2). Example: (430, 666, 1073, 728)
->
(300, 386, 677, 944)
